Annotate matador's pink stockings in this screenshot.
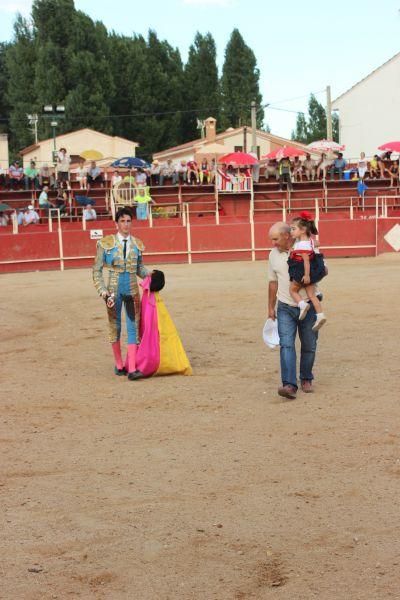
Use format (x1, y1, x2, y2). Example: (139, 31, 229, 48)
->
(125, 344, 137, 374)
(111, 341, 123, 370)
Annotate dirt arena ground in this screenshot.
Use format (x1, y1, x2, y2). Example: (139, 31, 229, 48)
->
(1, 255, 400, 600)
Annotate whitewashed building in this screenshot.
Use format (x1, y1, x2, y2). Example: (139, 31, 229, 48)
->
(0, 133, 9, 170)
(20, 128, 138, 168)
(333, 52, 400, 159)
(153, 117, 309, 164)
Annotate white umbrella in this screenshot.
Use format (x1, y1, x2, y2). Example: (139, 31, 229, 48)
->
(307, 139, 345, 153)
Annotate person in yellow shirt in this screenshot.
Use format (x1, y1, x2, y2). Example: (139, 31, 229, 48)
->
(134, 187, 156, 220)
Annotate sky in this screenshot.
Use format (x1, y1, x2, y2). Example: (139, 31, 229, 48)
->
(1, 0, 400, 139)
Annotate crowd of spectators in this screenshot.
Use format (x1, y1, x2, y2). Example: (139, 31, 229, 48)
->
(1, 146, 399, 229)
(142, 159, 216, 187)
(263, 151, 400, 188)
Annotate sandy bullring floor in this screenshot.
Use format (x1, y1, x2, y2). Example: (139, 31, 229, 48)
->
(1, 255, 400, 599)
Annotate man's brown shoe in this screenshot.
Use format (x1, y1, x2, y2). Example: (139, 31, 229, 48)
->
(278, 385, 297, 400)
(301, 380, 314, 393)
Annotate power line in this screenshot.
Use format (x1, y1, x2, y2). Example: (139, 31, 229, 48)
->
(0, 95, 327, 125)
(0, 105, 224, 123)
(267, 89, 325, 107)
(266, 106, 305, 115)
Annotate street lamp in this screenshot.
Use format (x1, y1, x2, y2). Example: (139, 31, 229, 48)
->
(43, 104, 65, 164)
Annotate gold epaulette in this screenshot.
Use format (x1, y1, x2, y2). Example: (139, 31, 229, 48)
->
(133, 237, 145, 251)
(98, 235, 116, 250)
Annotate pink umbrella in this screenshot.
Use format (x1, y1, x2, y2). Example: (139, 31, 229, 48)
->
(378, 141, 400, 153)
(262, 146, 306, 160)
(219, 151, 258, 166)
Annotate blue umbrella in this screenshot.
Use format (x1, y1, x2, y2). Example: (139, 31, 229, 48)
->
(111, 157, 150, 169)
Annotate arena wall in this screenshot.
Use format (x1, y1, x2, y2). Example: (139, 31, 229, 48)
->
(1, 217, 398, 273)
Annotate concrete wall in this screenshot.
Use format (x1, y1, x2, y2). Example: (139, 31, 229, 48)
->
(333, 54, 400, 159)
(21, 129, 138, 167)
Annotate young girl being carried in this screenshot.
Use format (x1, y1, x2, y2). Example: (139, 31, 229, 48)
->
(288, 211, 327, 332)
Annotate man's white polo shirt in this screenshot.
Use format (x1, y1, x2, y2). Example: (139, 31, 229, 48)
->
(268, 247, 313, 307)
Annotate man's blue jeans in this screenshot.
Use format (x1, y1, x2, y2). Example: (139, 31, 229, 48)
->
(330, 167, 344, 180)
(277, 301, 318, 389)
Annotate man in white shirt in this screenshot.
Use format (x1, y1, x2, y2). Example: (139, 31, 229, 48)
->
(268, 222, 322, 399)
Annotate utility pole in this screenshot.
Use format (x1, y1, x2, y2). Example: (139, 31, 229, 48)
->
(326, 85, 333, 141)
(251, 100, 257, 155)
(43, 104, 65, 164)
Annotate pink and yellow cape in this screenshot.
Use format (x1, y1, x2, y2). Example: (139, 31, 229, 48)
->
(136, 276, 192, 377)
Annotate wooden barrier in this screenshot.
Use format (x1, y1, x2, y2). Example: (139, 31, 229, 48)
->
(0, 210, 399, 273)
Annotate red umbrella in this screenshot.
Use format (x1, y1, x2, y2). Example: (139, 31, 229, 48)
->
(262, 149, 278, 159)
(262, 146, 306, 160)
(378, 141, 400, 152)
(219, 151, 258, 166)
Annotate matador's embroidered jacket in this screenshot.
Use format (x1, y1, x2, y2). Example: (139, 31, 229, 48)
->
(92, 234, 149, 341)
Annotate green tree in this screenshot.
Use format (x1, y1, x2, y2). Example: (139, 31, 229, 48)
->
(307, 94, 327, 141)
(64, 17, 114, 134)
(332, 112, 339, 142)
(129, 30, 185, 158)
(182, 32, 220, 141)
(291, 112, 308, 143)
(220, 29, 263, 130)
(5, 14, 38, 151)
(291, 94, 339, 143)
(31, 0, 114, 137)
(0, 43, 10, 135)
(107, 32, 148, 143)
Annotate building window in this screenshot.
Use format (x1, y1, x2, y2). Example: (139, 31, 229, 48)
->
(234, 145, 243, 152)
